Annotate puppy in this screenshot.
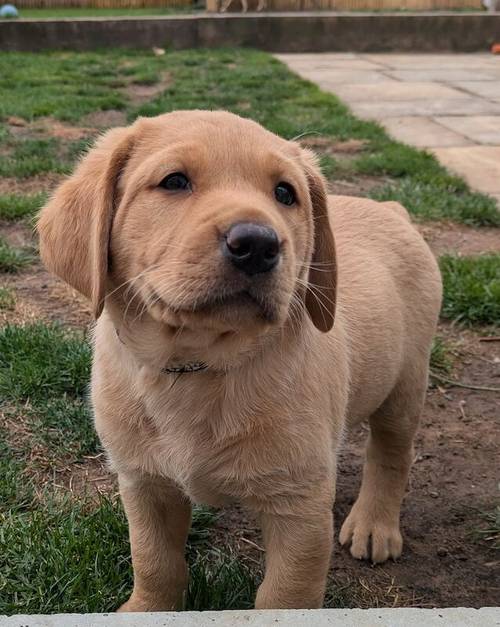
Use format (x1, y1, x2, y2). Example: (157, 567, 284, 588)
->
(37, 110, 442, 611)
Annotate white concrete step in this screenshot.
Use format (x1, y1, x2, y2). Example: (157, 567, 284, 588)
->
(1, 608, 499, 627)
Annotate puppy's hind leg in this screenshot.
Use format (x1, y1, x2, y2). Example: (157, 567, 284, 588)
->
(339, 363, 428, 563)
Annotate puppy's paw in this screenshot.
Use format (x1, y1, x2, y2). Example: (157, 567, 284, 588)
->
(117, 593, 177, 613)
(117, 598, 145, 613)
(339, 503, 403, 564)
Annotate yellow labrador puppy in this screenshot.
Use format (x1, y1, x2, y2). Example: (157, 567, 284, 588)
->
(38, 110, 442, 611)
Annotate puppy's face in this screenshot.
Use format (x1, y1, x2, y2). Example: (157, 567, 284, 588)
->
(38, 111, 336, 365)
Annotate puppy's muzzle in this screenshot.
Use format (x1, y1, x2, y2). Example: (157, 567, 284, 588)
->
(223, 222, 280, 276)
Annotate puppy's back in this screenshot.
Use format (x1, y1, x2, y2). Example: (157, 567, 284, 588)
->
(326, 195, 442, 423)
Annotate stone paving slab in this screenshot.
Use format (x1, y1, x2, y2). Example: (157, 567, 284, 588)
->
(329, 81, 466, 102)
(452, 81, 500, 101)
(299, 69, 397, 84)
(380, 116, 474, 148)
(385, 69, 500, 82)
(1, 608, 500, 627)
(431, 146, 500, 195)
(436, 115, 500, 145)
(361, 53, 500, 69)
(349, 98, 500, 119)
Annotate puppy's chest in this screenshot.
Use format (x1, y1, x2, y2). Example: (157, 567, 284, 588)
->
(136, 381, 309, 507)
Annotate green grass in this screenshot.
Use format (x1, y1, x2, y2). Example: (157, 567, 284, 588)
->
(0, 133, 75, 178)
(0, 48, 497, 226)
(349, 140, 499, 226)
(475, 506, 500, 551)
(188, 549, 257, 611)
(0, 427, 35, 513)
(440, 254, 500, 327)
(0, 286, 15, 310)
(0, 53, 128, 122)
(0, 323, 91, 402)
(0, 323, 257, 613)
(19, 6, 198, 18)
(430, 336, 454, 374)
(21, 399, 98, 460)
(370, 173, 499, 227)
(0, 237, 33, 272)
(0, 488, 255, 614)
(0, 192, 46, 221)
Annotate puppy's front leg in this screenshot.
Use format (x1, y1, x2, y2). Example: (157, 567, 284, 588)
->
(256, 501, 333, 609)
(117, 473, 191, 612)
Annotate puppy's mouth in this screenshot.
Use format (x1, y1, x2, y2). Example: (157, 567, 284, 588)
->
(173, 288, 279, 324)
(192, 290, 276, 322)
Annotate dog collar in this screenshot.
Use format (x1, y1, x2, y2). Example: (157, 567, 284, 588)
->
(115, 327, 208, 375)
(161, 362, 208, 375)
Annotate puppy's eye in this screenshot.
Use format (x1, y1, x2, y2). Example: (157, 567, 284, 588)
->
(275, 182, 296, 206)
(159, 172, 190, 191)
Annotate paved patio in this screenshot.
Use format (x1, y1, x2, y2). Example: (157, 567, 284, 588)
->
(276, 53, 500, 207)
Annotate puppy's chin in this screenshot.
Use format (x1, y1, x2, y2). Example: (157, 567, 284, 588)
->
(141, 290, 286, 362)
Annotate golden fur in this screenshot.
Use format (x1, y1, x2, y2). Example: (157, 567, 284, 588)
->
(37, 110, 442, 610)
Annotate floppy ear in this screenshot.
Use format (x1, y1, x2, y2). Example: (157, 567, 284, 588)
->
(37, 127, 134, 319)
(301, 149, 337, 333)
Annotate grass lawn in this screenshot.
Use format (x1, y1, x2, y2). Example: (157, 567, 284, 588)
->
(0, 236, 33, 272)
(440, 254, 500, 328)
(0, 48, 498, 614)
(0, 49, 498, 225)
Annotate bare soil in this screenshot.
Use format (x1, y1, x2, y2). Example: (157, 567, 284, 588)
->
(82, 110, 127, 129)
(0, 173, 64, 196)
(6, 116, 98, 142)
(328, 175, 389, 198)
(420, 221, 500, 257)
(125, 72, 172, 106)
(1, 203, 498, 609)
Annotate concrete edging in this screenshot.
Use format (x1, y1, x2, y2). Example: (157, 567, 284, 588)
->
(1, 608, 500, 626)
(1, 12, 500, 52)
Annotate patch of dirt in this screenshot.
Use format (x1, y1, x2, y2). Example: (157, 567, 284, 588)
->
(82, 109, 127, 128)
(0, 220, 34, 248)
(300, 135, 369, 159)
(4, 403, 114, 499)
(327, 175, 389, 198)
(1, 266, 91, 328)
(125, 72, 172, 106)
(0, 173, 63, 195)
(236, 101, 252, 110)
(0, 221, 91, 328)
(53, 454, 116, 500)
(420, 221, 500, 257)
(1, 263, 91, 329)
(6, 116, 98, 142)
(47, 120, 97, 141)
(335, 325, 499, 608)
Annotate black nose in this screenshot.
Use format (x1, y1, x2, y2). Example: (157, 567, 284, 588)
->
(223, 223, 280, 276)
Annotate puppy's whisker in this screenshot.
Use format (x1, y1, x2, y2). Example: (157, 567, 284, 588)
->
(295, 278, 332, 330)
(107, 264, 162, 303)
(296, 277, 336, 310)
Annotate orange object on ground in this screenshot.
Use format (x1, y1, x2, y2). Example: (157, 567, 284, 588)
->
(492, 43, 500, 54)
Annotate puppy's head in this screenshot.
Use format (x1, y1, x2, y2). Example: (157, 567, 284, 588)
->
(38, 111, 336, 364)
